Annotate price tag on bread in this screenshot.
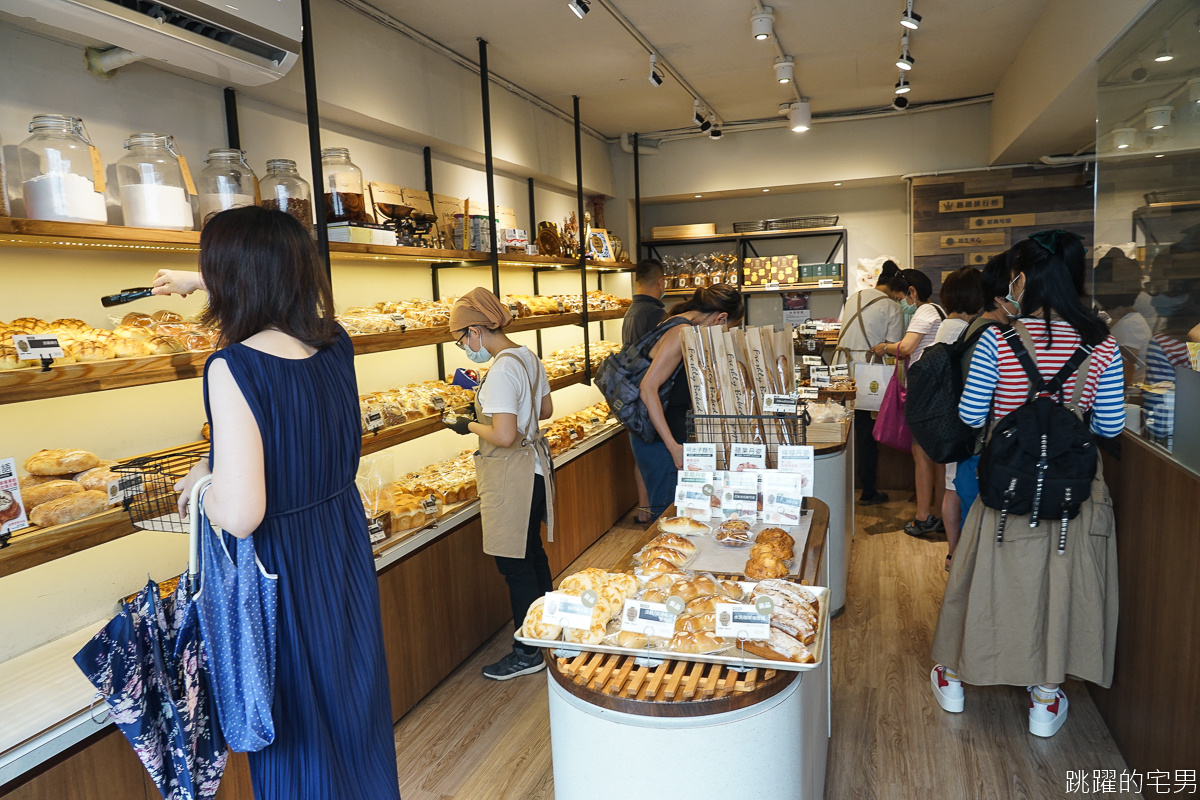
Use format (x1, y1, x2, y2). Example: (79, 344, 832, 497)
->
(796, 387, 819, 400)
(762, 394, 798, 414)
(105, 474, 144, 506)
(388, 314, 408, 330)
(543, 590, 597, 630)
(11, 334, 64, 361)
(801, 355, 823, 366)
(366, 512, 389, 544)
(830, 364, 850, 378)
(0, 457, 30, 537)
(364, 410, 384, 432)
(620, 599, 676, 639)
(714, 602, 771, 640)
(809, 365, 831, 387)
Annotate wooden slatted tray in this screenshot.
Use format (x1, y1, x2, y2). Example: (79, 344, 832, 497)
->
(556, 650, 776, 702)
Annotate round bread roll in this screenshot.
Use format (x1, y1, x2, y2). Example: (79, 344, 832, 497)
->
(73, 341, 115, 363)
(638, 558, 679, 578)
(689, 575, 719, 597)
(650, 533, 698, 556)
(719, 519, 751, 533)
(674, 612, 716, 633)
(559, 571, 603, 595)
(716, 527, 752, 545)
(9, 317, 50, 333)
(113, 324, 153, 340)
(751, 540, 794, 561)
(152, 309, 184, 324)
(717, 580, 748, 602)
(636, 546, 690, 567)
(756, 527, 792, 543)
(522, 596, 563, 641)
(112, 338, 156, 358)
(598, 584, 625, 619)
(668, 631, 724, 654)
(121, 312, 155, 328)
(658, 516, 712, 536)
(643, 571, 685, 593)
(608, 572, 639, 598)
(744, 555, 790, 580)
(641, 587, 669, 604)
(667, 579, 701, 603)
(145, 335, 185, 354)
(617, 630, 648, 649)
(21, 479, 84, 509)
(24, 449, 100, 476)
(685, 596, 722, 615)
(0, 347, 22, 371)
(563, 621, 607, 645)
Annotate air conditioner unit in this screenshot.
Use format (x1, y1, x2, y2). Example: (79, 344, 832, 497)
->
(0, 0, 301, 86)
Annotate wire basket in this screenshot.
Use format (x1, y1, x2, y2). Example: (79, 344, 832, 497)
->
(733, 220, 768, 233)
(765, 215, 839, 231)
(687, 413, 811, 469)
(111, 443, 210, 533)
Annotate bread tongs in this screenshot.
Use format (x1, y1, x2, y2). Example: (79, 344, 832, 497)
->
(101, 287, 155, 307)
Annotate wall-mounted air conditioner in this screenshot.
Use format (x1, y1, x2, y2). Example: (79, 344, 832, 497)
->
(0, 0, 301, 86)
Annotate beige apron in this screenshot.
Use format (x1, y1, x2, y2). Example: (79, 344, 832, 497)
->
(472, 350, 556, 559)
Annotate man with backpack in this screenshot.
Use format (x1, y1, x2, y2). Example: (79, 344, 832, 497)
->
(833, 260, 904, 505)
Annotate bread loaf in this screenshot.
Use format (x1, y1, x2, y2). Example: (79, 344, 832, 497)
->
(635, 546, 690, 567)
(642, 571, 685, 593)
(638, 558, 679, 578)
(19, 474, 61, 489)
(24, 449, 100, 476)
(739, 629, 815, 664)
(29, 490, 108, 527)
(658, 516, 712, 535)
(522, 596, 562, 641)
(674, 612, 716, 633)
(668, 631, 725, 654)
(75, 461, 120, 492)
(22, 479, 84, 508)
(648, 533, 698, 556)
(563, 621, 607, 645)
(744, 554, 789, 580)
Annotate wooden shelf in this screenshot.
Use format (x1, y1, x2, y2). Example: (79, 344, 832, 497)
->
(642, 226, 847, 247)
(663, 282, 844, 297)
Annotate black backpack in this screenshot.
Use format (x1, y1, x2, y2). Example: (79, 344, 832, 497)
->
(594, 317, 691, 443)
(905, 319, 1001, 464)
(977, 324, 1096, 554)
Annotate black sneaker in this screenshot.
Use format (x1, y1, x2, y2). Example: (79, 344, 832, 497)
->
(904, 516, 941, 538)
(859, 491, 889, 506)
(482, 649, 545, 681)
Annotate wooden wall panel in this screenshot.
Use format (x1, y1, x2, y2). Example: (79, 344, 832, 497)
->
(1089, 435, 1200, 774)
(911, 166, 1093, 296)
(1, 729, 148, 800)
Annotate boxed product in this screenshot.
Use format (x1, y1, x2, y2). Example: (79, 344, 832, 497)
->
(326, 222, 398, 246)
(499, 228, 528, 252)
(770, 255, 799, 285)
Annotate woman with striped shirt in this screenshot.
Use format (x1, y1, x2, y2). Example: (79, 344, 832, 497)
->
(930, 231, 1124, 739)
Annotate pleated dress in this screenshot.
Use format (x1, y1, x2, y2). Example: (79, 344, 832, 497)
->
(203, 328, 401, 800)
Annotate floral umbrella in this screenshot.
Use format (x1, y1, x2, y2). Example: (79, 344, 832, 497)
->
(74, 576, 227, 800)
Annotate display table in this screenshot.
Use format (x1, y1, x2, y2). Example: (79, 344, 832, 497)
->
(543, 501, 830, 800)
(814, 430, 852, 616)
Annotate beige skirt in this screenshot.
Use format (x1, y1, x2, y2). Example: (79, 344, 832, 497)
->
(931, 460, 1118, 688)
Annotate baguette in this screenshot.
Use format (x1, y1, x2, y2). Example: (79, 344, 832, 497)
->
(24, 449, 100, 476)
(29, 490, 108, 527)
(21, 479, 83, 509)
(738, 629, 815, 663)
(658, 516, 712, 535)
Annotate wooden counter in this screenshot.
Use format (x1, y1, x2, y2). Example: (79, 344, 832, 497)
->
(1089, 432, 1200, 775)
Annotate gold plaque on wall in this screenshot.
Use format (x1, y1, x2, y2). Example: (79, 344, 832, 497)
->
(938, 195, 1004, 213)
(940, 232, 1007, 249)
(965, 251, 1005, 265)
(970, 213, 1035, 229)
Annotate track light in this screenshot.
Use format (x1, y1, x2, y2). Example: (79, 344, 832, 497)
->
(789, 100, 811, 132)
(567, 0, 589, 19)
(751, 6, 774, 41)
(896, 35, 915, 70)
(1190, 78, 1200, 104)
(1113, 127, 1136, 150)
(1145, 105, 1173, 130)
(892, 95, 909, 111)
(649, 54, 663, 86)
(900, 0, 921, 30)
(709, 127, 723, 140)
(699, 116, 713, 133)
(895, 74, 910, 94)
(693, 99, 706, 126)
(774, 56, 794, 84)
(1154, 33, 1173, 62)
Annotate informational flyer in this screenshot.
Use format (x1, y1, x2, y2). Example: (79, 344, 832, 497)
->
(729, 443, 767, 472)
(0, 457, 30, 538)
(675, 470, 715, 519)
(762, 471, 805, 525)
(777, 445, 816, 497)
(782, 292, 812, 326)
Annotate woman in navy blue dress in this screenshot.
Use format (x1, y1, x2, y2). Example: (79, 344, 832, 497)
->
(157, 207, 401, 800)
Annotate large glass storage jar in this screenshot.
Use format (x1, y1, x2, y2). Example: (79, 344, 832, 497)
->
(197, 148, 259, 225)
(18, 114, 107, 224)
(320, 147, 369, 223)
(116, 133, 192, 230)
(259, 158, 313, 231)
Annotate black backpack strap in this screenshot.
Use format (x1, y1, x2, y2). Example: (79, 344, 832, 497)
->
(998, 325, 1043, 398)
(931, 303, 946, 321)
(1000, 322, 1094, 403)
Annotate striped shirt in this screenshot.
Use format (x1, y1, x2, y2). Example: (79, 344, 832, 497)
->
(1145, 334, 1191, 384)
(958, 319, 1125, 438)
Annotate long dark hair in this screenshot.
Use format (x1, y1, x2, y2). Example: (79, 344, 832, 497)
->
(669, 285, 745, 324)
(1009, 233, 1108, 346)
(199, 206, 338, 348)
(899, 268, 933, 302)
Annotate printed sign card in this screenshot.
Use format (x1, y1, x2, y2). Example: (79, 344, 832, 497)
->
(728, 443, 767, 472)
(620, 599, 677, 639)
(777, 445, 816, 497)
(714, 602, 771, 640)
(762, 471, 805, 525)
(682, 443, 717, 472)
(720, 471, 758, 522)
(0, 458, 29, 538)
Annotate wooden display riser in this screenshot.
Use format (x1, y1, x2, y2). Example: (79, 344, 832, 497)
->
(556, 650, 777, 704)
(0, 431, 639, 800)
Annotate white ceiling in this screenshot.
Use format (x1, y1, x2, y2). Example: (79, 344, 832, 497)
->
(365, 0, 1053, 138)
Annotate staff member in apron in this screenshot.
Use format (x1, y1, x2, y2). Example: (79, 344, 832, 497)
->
(443, 288, 556, 680)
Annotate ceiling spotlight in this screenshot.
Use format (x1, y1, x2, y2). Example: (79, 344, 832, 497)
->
(896, 35, 915, 70)
(1132, 63, 1149, 83)
(895, 74, 910, 94)
(774, 56, 794, 84)
(1154, 33, 1173, 62)
(693, 99, 706, 126)
(709, 127, 723, 140)
(763, 189, 770, 192)
(649, 54, 663, 86)
(1189, 78, 1200, 103)
(892, 95, 909, 111)
(1155, 153, 1165, 158)
(833, 182, 842, 186)
(699, 115, 713, 133)
(900, 0, 921, 30)
(1145, 105, 1173, 130)
(789, 100, 811, 132)
(1113, 127, 1136, 150)
(695, 194, 702, 198)
(751, 6, 774, 41)
(567, 0, 589, 18)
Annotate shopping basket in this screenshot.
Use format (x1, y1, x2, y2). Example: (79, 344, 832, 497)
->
(111, 442, 210, 535)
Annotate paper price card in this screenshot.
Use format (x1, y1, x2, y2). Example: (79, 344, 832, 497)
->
(677, 470, 713, 489)
(620, 599, 677, 639)
(682, 442, 717, 472)
(729, 443, 766, 472)
(801, 355, 824, 366)
(720, 471, 759, 522)
(388, 314, 408, 329)
(830, 364, 850, 378)
(796, 387, 819, 400)
(366, 512, 389, 544)
(364, 410, 384, 432)
(11, 334, 64, 360)
(809, 365, 831, 387)
(777, 445, 815, 497)
(421, 496, 439, 515)
(675, 485, 713, 520)
(714, 602, 771, 641)
(543, 591, 597, 629)
(0, 458, 30, 538)
(105, 474, 144, 506)
(762, 471, 805, 524)
(762, 394, 798, 414)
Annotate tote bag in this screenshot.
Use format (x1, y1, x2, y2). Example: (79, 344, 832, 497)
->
(873, 359, 911, 452)
(853, 359, 891, 413)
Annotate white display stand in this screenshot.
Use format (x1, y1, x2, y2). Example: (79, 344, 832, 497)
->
(547, 650, 829, 800)
(815, 436, 853, 615)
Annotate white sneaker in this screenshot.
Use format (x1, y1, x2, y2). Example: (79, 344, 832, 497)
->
(1029, 687, 1069, 737)
(931, 665, 964, 713)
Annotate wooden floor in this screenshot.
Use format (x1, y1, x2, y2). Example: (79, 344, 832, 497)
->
(391, 499, 1139, 800)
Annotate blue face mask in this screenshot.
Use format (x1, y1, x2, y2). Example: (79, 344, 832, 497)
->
(899, 297, 915, 314)
(465, 329, 492, 364)
(1005, 276, 1024, 317)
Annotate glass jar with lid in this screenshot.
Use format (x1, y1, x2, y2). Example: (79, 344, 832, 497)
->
(259, 158, 313, 231)
(197, 148, 259, 225)
(320, 146, 369, 223)
(18, 114, 107, 224)
(116, 133, 193, 230)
